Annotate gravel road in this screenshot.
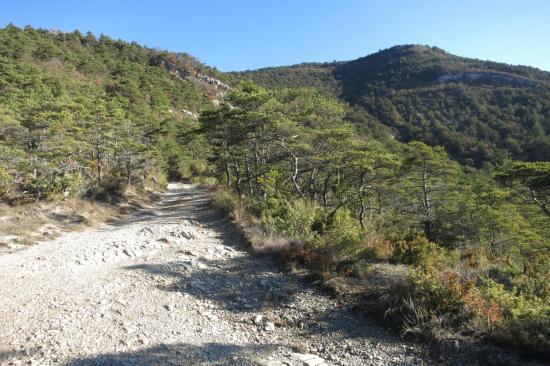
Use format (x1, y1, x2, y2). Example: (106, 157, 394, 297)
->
(0, 183, 430, 366)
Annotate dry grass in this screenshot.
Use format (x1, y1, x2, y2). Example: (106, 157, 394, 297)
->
(0, 199, 113, 250)
(218, 193, 410, 300)
(0, 184, 163, 253)
(210, 190, 548, 363)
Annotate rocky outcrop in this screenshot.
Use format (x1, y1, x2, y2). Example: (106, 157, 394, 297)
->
(192, 73, 231, 91)
(438, 71, 540, 87)
(162, 60, 231, 91)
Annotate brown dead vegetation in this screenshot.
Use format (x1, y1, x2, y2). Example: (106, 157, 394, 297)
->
(0, 184, 163, 253)
(212, 190, 548, 365)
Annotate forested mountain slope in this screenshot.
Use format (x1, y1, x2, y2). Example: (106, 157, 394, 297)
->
(234, 45, 550, 166)
(0, 25, 548, 360)
(0, 24, 222, 200)
(203, 81, 550, 358)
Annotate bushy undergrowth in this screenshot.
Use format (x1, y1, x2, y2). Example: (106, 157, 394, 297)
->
(22, 172, 86, 200)
(212, 190, 549, 357)
(0, 164, 12, 198)
(211, 189, 238, 215)
(484, 281, 549, 353)
(85, 174, 128, 202)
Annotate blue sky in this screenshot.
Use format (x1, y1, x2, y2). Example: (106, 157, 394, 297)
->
(2, 0, 550, 71)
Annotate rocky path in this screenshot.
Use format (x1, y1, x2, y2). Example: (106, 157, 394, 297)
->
(0, 184, 429, 366)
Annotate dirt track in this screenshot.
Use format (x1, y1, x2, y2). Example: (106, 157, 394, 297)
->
(0, 183, 429, 366)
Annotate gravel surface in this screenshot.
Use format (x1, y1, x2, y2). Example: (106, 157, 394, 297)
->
(0, 183, 430, 366)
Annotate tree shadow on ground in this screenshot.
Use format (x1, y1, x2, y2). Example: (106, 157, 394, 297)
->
(65, 342, 280, 366)
(121, 185, 416, 357)
(125, 255, 406, 347)
(124, 218, 406, 351)
(106, 186, 221, 228)
(126, 253, 301, 314)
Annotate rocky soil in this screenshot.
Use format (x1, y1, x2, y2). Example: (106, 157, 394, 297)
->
(0, 183, 431, 366)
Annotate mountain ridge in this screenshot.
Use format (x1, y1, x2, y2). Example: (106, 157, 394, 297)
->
(236, 44, 550, 80)
(233, 44, 550, 166)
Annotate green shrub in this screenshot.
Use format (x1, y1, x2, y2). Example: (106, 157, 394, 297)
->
(99, 174, 127, 195)
(0, 164, 12, 198)
(22, 171, 87, 200)
(192, 175, 217, 186)
(61, 172, 86, 196)
(86, 173, 127, 202)
(260, 196, 291, 234)
(22, 174, 63, 200)
(190, 160, 209, 176)
(392, 234, 446, 269)
(147, 165, 168, 189)
(174, 158, 192, 179)
(321, 208, 362, 255)
(212, 189, 238, 214)
(257, 170, 282, 196)
(285, 199, 322, 237)
(484, 280, 550, 353)
(260, 196, 322, 238)
(157, 173, 168, 189)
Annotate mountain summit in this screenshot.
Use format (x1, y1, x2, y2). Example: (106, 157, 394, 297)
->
(235, 45, 550, 166)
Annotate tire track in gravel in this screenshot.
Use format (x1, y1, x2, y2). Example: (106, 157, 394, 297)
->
(0, 183, 430, 366)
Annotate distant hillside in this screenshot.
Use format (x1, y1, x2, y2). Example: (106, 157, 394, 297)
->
(234, 45, 550, 166)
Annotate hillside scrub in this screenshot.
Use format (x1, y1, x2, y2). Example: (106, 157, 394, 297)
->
(204, 83, 549, 357)
(0, 25, 215, 203)
(1, 24, 548, 360)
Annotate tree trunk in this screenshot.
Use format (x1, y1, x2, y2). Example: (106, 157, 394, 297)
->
(126, 156, 132, 185)
(308, 167, 317, 200)
(223, 146, 232, 188)
(224, 160, 232, 188)
(322, 173, 331, 208)
(421, 161, 433, 238)
(290, 155, 304, 198)
(231, 154, 242, 199)
(253, 142, 260, 169)
(421, 162, 431, 220)
(530, 189, 550, 217)
(245, 153, 254, 195)
(358, 172, 367, 229)
(96, 140, 103, 181)
(278, 140, 304, 198)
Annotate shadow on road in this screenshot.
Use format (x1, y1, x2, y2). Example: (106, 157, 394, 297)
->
(65, 342, 280, 366)
(106, 184, 223, 228)
(121, 185, 406, 348)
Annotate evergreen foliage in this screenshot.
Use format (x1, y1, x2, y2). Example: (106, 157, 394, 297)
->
(0, 25, 215, 199)
(234, 45, 550, 167)
(1, 26, 548, 355)
(203, 83, 549, 355)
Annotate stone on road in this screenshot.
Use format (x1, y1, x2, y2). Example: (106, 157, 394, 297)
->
(0, 183, 428, 365)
